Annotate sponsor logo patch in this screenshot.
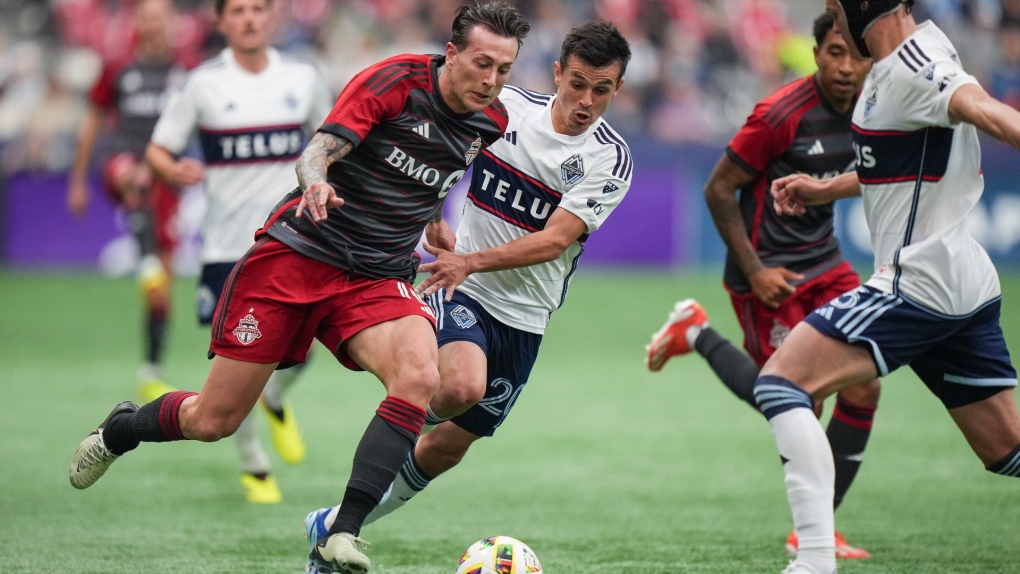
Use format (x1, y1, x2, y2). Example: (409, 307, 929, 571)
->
(233, 309, 263, 345)
(465, 136, 482, 165)
(560, 154, 584, 187)
(451, 305, 477, 329)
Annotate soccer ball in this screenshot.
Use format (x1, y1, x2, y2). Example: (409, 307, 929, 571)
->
(455, 535, 542, 574)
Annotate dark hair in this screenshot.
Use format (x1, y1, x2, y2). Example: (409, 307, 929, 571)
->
(215, 0, 271, 16)
(450, 1, 531, 51)
(559, 21, 632, 79)
(813, 11, 837, 47)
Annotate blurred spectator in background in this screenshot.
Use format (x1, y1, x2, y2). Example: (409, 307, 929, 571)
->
(65, 0, 192, 404)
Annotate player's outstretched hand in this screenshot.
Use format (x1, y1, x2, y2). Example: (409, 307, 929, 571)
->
(296, 182, 344, 222)
(416, 243, 470, 301)
(771, 173, 825, 216)
(750, 266, 803, 310)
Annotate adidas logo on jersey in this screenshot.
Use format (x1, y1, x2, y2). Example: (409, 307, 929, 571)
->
(412, 123, 431, 139)
(807, 140, 825, 155)
(503, 131, 517, 145)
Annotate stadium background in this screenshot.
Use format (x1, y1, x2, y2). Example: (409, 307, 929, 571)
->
(2, 1, 1020, 573)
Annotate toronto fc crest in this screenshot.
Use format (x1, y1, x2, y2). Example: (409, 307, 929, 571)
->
(465, 136, 482, 165)
(233, 310, 263, 345)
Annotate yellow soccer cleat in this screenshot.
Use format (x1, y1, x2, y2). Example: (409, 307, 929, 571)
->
(137, 254, 169, 296)
(261, 399, 306, 465)
(240, 473, 283, 504)
(137, 378, 176, 405)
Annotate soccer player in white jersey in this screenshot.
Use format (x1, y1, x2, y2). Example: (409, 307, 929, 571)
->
(144, 0, 333, 503)
(300, 21, 633, 547)
(759, 1, 1020, 572)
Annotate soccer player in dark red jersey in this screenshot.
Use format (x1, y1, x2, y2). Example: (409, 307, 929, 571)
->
(69, 3, 530, 573)
(66, 0, 190, 404)
(646, 12, 877, 559)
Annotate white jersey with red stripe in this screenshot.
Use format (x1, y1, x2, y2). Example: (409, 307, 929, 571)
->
(852, 21, 999, 316)
(150, 47, 333, 263)
(455, 86, 633, 334)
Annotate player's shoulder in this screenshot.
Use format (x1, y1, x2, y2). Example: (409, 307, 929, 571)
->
(186, 51, 229, 82)
(359, 53, 433, 91)
(890, 22, 962, 79)
(753, 75, 819, 130)
(590, 118, 633, 181)
(499, 85, 554, 109)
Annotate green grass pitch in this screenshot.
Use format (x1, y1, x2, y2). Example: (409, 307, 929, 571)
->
(2, 268, 1019, 573)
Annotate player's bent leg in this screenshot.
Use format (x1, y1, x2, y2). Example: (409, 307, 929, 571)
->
(347, 315, 440, 408)
(178, 356, 279, 441)
(828, 378, 880, 518)
(429, 341, 488, 419)
(71, 357, 277, 491)
(757, 323, 877, 574)
(309, 315, 437, 573)
(948, 387, 1020, 470)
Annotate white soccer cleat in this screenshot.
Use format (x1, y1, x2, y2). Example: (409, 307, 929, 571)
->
(781, 561, 837, 574)
(69, 401, 138, 489)
(645, 299, 709, 371)
(308, 532, 371, 574)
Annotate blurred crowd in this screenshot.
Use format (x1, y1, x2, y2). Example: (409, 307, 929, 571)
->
(3, 0, 1020, 174)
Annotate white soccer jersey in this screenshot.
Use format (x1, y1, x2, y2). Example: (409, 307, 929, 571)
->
(455, 86, 633, 334)
(852, 21, 1000, 316)
(151, 48, 333, 263)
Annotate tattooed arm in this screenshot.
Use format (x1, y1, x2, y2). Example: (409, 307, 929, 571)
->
(295, 132, 355, 222)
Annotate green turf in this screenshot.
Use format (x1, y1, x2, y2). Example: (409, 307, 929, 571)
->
(2, 268, 1020, 573)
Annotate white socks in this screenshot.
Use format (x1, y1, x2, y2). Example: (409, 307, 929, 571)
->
(262, 364, 304, 412)
(234, 411, 271, 475)
(768, 408, 836, 574)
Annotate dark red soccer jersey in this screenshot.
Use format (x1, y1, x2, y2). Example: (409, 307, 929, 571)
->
(89, 57, 188, 157)
(263, 53, 508, 281)
(723, 75, 857, 293)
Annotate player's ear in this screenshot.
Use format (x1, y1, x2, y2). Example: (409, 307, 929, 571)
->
(446, 41, 458, 65)
(553, 60, 562, 87)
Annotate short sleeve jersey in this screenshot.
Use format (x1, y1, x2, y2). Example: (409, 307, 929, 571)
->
(853, 21, 999, 315)
(150, 48, 333, 264)
(455, 86, 633, 334)
(262, 54, 509, 281)
(725, 75, 857, 293)
(89, 57, 188, 157)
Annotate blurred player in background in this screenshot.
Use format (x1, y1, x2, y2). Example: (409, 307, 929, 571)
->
(66, 0, 189, 404)
(301, 21, 633, 550)
(71, 2, 529, 572)
(762, 1, 1020, 572)
(645, 12, 875, 559)
(141, 0, 334, 503)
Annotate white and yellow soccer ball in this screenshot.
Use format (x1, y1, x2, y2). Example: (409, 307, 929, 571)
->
(455, 535, 542, 574)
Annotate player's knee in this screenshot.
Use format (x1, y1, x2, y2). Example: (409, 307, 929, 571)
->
(436, 375, 486, 414)
(753, 374, 814, 420)
(386, 363, 441, 407)
(186, 413, 242, 442)
(837, 378, 881, 408)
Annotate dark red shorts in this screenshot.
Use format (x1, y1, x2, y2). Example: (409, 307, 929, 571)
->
(208, 238, 437, 370)
(728, 261, 861, 366)
(103, 153, 180, 252)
